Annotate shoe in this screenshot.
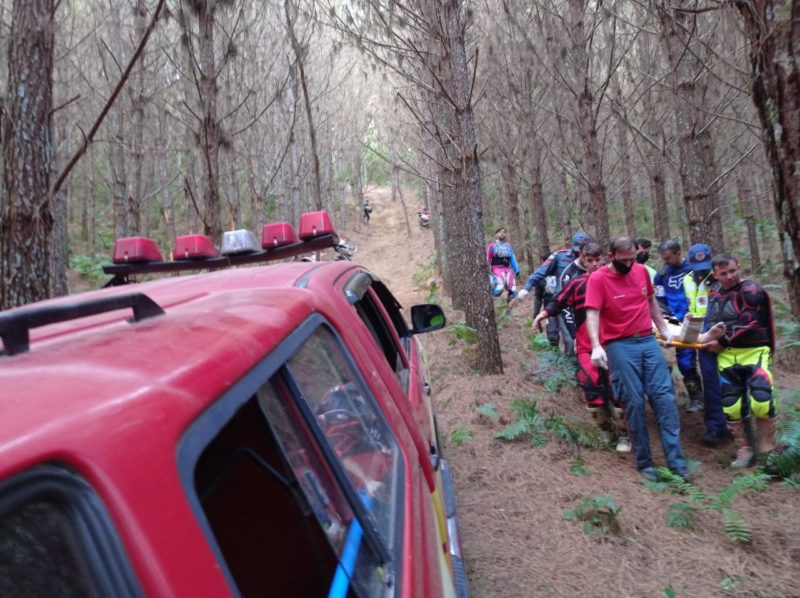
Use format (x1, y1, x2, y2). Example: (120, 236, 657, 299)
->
(671, 468, 693, 483)
(703, 430, 733, 447)
(616, 436, 631, 453)
(731, 445, 755, 469)
(686, 399, 704, 413)
(638, 466, 658, 482)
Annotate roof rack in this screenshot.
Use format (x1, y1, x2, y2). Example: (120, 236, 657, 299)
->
(102, 211, 342, 286)
(0, 293, 165, 356)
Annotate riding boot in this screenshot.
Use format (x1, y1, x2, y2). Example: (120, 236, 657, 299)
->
(685, 378, 704, 413)
(756, 417, 779, 455)
(728, 420, 755, 469)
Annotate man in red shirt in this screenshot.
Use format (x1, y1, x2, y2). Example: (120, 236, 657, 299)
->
(585, 236, 691, 482)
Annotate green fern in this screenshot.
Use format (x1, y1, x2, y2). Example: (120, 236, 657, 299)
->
(569, 455, 588, 477)
(563, 495, 621, 535)
(449, 426, 472, 446)
(762, 446, 800, 479)
(448, 322, 477, 344)
(546, 415, 606, 450)
(656, 467, 707, 502)
(474, 403, 499, 420)
(714, 472, 771, 508)
(496, 418, 533, 441)
(666, 502, 697, 529)
(721, 508, 752, 543)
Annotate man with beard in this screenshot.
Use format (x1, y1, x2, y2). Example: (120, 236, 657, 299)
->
(703, 253, 779, 468)
(586, 236, 690, 482)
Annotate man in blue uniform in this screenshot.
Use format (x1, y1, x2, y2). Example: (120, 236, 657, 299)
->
(654, 239, 703, 412)
(521, 232, 590, 355)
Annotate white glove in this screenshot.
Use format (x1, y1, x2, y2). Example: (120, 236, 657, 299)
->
(516, 288, 529, 301)
(659, 329, 673, 344)
(591, 346, 608, 370)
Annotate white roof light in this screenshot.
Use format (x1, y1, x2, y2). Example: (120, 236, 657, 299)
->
(221, 229, 259, 255)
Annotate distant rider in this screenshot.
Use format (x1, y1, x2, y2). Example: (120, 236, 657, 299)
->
(363, 198, 373, 223)
(486, 227, 520, 304)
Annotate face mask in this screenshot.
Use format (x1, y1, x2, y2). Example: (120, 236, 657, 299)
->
(635, 252, 649, 264)
(612, 259, 633, 275)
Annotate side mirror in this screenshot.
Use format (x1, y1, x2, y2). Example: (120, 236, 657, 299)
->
(410, 304, 446, 334)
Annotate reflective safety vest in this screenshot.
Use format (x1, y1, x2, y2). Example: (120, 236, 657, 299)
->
(683, 271, 714, 318)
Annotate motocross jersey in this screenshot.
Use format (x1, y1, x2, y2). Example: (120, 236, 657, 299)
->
(654, 260, 692, 320)
(487, 241, 520, 273)
(542, 274, 590, 352)
(523, 247, 577, 294)
(705, 279, 775, 351)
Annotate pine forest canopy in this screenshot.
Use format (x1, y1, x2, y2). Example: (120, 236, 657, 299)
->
(1, 0, 799, 370)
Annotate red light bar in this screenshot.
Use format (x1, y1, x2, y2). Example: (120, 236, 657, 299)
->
(173, 234, 218, 260)
(261, 222, 297, 249)
(112, 237, 163, 264)
(299, 211, 335, 240)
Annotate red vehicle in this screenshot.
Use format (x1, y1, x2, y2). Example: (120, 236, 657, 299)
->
(0, 212, 467, 597)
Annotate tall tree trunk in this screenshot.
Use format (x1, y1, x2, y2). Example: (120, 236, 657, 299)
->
(616, 114, 636, 237)
(109, 1, 128, 238)
(438, 0, 501, 373)
(502, 161, 522, 258)
(129, 0, 147, 235)
(736, 171, 761, 274)
(529, 159, 550, 261)
(737, 0, 800, 317)
(1, 0, 56, 309)
(198, 2, 221, 242)
(285, 0, 322, 211)
(662, 5, 714, 246)
(570, 0, 608, 242)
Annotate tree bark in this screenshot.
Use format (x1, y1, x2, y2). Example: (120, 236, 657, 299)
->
(442, 0, 501, 373)
(661, 4, 718, 247)
(198, 1, 222, 242)
(502, 161, 522, 260)
(1, 0, 56, 309)
(736, 170, 761, 274)
(736, 0, 800, 316)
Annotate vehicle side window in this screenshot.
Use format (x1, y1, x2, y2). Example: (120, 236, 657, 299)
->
(353, 289, 407, 378)
(0, 501, 95, 596)
(190, 325, 400, 597)
(286, 327, 400, 550)
(0, 467, 139, 597)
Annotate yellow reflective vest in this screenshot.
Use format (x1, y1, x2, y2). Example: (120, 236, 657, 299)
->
(683, 271, 714, 317)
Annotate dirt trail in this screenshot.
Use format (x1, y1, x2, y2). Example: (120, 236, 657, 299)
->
(344, 188, 800, 598)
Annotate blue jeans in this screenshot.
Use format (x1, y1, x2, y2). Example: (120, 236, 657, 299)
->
(698, 351, 727, 435)
(606, 336, 686, 471)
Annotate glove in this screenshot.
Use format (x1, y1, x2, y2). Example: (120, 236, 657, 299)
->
(516, 288, 529, 301)
(591, 346, 608, 370)
(659, 329, 673, 345)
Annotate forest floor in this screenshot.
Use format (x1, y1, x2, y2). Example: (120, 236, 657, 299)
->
(345, 186, 800, 598)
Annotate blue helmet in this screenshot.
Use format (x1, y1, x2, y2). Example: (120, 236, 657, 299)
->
(571, 232, 590, 251)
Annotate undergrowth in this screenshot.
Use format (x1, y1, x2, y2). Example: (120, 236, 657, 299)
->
(563, 494, 622, 536)
(496, 398, 606, 454)
(649, 469, 771, 543)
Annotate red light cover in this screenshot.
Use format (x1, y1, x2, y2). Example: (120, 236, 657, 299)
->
(261, 222, 297, 249)
(298, 211, 335, 240)
(173, 234, 218, 260)
(112, 237, 163, 264)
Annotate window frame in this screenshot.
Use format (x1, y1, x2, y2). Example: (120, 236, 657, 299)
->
(177, 314, 405, 595)
(0, 463, 142, 598)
